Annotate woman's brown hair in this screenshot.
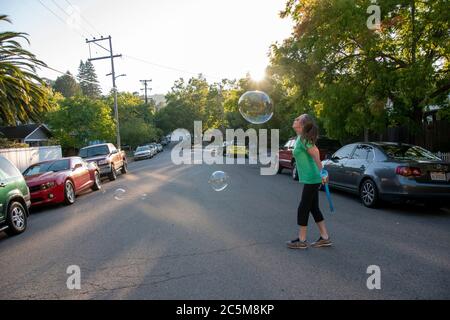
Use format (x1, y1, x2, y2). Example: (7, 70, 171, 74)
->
(297, 114, 319, 145)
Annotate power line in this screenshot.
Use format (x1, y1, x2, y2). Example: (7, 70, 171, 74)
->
(48, 0, 109, 53)
(37, 0, 78, 34)
(124, 54, 223, 81)
(63, 0, 103, 37)
(37, 0, 225, 87)
(36, 0, 109, 54)
(50, 0, 89, 37)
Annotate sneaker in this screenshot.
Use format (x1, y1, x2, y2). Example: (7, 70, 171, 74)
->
(311, 237, 332, 248)
(286, 238, 308, 249)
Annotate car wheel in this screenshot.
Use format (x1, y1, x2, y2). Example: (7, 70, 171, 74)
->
(121, 161, 128, 174)
(292, 162, 299, 181)
(5, 201, 27, 236)
(109, 165, 117, 181)
(424, 200, 443, 211)
(360, 179, 379, 208)
(64, 180, 76, 205)
(277, 164, 283, 174)
(91, 171, 101, 191)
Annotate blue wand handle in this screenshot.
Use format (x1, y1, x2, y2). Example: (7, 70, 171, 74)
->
(320, 169, 335, 213)
(324, 184, 335, 213)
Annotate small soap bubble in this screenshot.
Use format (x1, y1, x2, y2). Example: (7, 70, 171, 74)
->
(208, 171, 230, 192)
(113, 188, 126, 201)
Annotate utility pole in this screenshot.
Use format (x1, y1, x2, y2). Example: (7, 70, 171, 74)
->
(86, 36, 123, 148)
(140, 79, 152, 104)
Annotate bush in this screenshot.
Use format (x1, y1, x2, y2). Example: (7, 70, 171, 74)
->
(0, 138, 29, 149)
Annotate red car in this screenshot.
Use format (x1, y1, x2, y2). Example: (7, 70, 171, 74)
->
(23, 157, 101, 207)
(278, 137, 342, 180)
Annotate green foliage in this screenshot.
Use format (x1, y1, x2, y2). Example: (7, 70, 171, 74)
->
(0, 15, 53, 125)
(45, 96, 115, 149)
(103, 92, 160, 148)
(78, 60, 101, 98)
(0, 138, 28, 149)
(271, 0, 450, 140)
(120, 118, 161, 149)
(53, 71, 81, 98)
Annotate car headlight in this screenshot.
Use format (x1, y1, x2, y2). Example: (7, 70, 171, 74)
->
(87, 161, 98, 168)
(40, 181, 55, 190)
(98, 160, 109, 165)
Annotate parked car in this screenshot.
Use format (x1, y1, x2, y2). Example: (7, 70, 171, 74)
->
(149, 143, 161, 153)
(226, 141, 248, 158)
(156, 143, 163, 152)
(278, 137, 342, 180)
(79, 143, 128, 181)
(23, 157, 101, 207)
(147, 143, 158, 155)
(160, 138, 169, 146)
(322, 142, 450, 208)
(134, 145, 153, 161)
(0, 156, 31, 236)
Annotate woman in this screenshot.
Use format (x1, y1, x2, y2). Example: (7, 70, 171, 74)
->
(287, 114, 332, 249)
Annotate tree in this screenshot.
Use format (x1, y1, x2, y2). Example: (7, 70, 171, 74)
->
(271, 0, 449, 141)
(78, 60, 101, 98)
(45, 96, 115, 149)
(53, 71, 81, 98)
(102, 91, 161, 147)
(120, 117, 160, 149)
(0, 15, 53, 125)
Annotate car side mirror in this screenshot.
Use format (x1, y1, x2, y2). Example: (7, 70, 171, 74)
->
(73, 163, 83, 170)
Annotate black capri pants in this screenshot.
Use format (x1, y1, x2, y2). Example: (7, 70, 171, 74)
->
(297, 183, 324, 226)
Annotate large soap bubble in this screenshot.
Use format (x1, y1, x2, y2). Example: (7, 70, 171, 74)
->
(238, 91, 273, 124)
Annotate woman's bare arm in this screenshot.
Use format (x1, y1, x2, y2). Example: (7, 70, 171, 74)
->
(307, 145, 323, 171)
(307, 145, 328, 184)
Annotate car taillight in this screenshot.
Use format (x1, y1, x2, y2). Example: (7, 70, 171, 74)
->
(395, 166, 422, 177)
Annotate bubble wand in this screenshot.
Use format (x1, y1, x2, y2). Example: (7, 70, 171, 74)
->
(320, 169, 335, 213)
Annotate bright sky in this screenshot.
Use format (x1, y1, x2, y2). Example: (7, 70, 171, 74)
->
(1, 0, 293, 95)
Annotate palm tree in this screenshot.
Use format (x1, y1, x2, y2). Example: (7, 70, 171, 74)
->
(0, 15, 51, 125)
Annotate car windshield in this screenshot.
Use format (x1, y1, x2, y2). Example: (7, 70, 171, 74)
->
(23, 159, 70, 176)
(136, 146, 149, 152)
(79, 145, 109, 158)
(380, 145, 441, 161)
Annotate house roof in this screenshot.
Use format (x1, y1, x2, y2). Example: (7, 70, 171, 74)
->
(0, 124, 52, 140)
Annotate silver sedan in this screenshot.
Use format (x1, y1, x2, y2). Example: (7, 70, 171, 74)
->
(322, 142, 450, 208)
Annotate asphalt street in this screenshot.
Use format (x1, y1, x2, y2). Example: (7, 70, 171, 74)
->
(0, 146, 449, 299)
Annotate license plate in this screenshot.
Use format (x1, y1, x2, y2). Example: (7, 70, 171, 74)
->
(430, 172, 446, 181)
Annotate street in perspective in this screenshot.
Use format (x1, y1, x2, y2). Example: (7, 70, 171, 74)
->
(0, 0, 449, 303)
